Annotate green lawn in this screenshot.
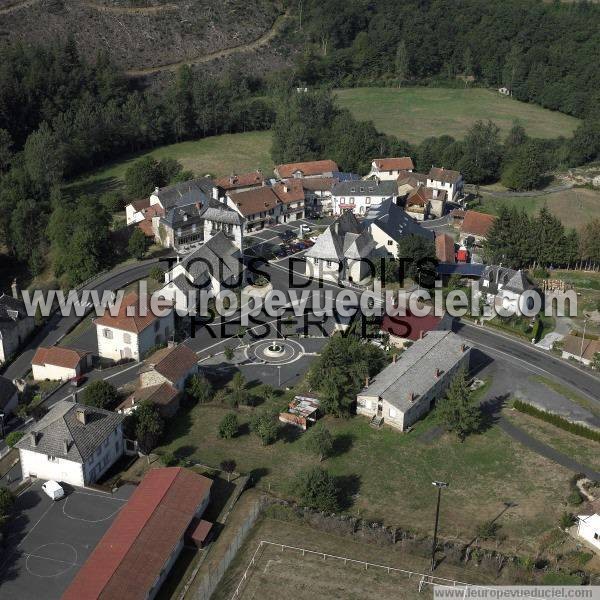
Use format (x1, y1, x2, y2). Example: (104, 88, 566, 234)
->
(158, 389, 571, 552)
(471, 187, 600, 230)
(335, 87, 580, 144)
(65, 130, 274, 198)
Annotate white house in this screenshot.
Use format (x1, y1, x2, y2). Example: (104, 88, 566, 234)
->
(16, 400, 125, 487)
(479, 266, 537, 315)
(331, 179, 398, 216)
(362, 198, 434, 259)
(357, 331, 471, 431)
(576, 514, 600, 552)
(427, 167, 464, 202)
(304, 212, 375, 282)
(159, 232, 243, 315)
(0, 287, 35, 364)
(0, 375, 18, 418)
(31, 346, 91, 381)
(366, 157, 414, 180)
(93, 292, 174, 362)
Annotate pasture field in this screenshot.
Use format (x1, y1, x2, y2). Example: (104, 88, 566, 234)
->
(335, 87, 580, 144)
(65, 130, 274, 198)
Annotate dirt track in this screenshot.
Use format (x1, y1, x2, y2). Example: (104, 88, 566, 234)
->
(0, 0, 178, 15)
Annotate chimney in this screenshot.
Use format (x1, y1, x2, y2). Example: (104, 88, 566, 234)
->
(435, 368, 441, 378)
(392, 354, 397, 363)
(154, 186, 160, 194)
(63, 440, 70, 454)
(419, 330, 425, 340)
(408, 391, 415, 402)
(461, 343, 468, 353)
(365, 376, 370, 388)
(11, 278, 19, 300)
(75, 408, 87, 426)
(30, 431, 38, 446)
(433, 189, 439, 199)
(167, 340, 176, 348)
(283, 185, 289, 193)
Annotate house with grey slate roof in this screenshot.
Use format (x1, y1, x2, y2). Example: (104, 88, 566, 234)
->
(357, 331, 470, 431)
(479, 265, 538, 315)
(305, 212, 376, 282)
(362, 198, 434, 259)
(331, 179, 398, 216)
(159, 231, 243, 314)
(16, 400, 124, 487)
(0, 289, 35, 364)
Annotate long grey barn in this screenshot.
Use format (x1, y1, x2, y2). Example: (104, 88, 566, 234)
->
(357, 331, 470, 431)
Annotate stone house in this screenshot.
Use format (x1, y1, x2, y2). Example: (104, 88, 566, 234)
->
(427, 167, 464, 202)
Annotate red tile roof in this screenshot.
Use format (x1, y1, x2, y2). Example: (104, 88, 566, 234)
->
(93, 292, 167, 334)
(118, 382, 179, 411)
(228, 186, 280, 217)
(275, 159, 339, 179)
(435, 234, 456, 264)
(141, 344, 198, 384)
(273, 180, 305, 204)
(214, 171, 264, 191)
(460, 211, 497, 238)
(63, 468, 212, 600)
(381, 312, 443, 341)
(31, 346, 89, 369)
(373, 157, 414, 171)
(296, 177, 339, 192)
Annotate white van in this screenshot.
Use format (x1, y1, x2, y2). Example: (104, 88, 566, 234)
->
(41, 480, 64, 501)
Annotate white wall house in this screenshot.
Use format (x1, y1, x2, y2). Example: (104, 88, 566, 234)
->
(427, 167, 464, 202)
(331, 180, 398, 216)
(0, 290, 35, 364)
(577, 514, 600, 552)
(94, 292, 174, 362)
(31, 346, 90, 381)
(16, 401, 124, 488)
(479, 266, 537, 316)
(366, 157, 414, 180)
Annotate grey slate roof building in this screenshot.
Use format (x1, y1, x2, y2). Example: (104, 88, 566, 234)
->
(0, 293, 29, 333)
(481, 266, 535, 295)
(363, 198, 434, 243)
(153, 178, 213, 211)
(305, 211, 375, 261)
(357, 331, 470, 431)
(200, 203, 245, 226)
(331, 179, 398, 198)
(16, 400, 124, 464)
(179, 231, 242, 285)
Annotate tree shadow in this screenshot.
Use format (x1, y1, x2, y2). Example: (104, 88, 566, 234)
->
(331, 432, 355, 457)
(478, 392, 510, 434)
(278, 424, 303, 444)
(237, 422, 250, 437)
(248, 467, 270, 486)
(336, 473, 361, 511)
(174, 445, 197, 461)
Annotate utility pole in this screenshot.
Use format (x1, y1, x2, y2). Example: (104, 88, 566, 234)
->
(430, 481, 448, 572)
(579, 319, 588, 363)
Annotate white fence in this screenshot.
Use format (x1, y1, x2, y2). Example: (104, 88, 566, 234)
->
(230, 540, 496, 599)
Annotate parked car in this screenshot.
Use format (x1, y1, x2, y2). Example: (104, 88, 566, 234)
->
(280, 230, 294, 241)
(300, 224, 312, 233)
(70, 374, 87, 387)
(42, 480, 65, 501)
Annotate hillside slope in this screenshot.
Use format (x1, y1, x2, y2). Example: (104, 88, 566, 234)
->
(0, 0, 293, 76)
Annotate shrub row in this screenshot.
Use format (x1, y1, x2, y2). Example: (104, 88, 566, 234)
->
(513, 400, 600, 443)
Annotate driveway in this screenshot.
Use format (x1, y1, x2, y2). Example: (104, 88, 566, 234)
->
(0, 481, 135, 600)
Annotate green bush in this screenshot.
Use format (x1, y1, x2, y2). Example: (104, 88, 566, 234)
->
(160, 452, 179, 467)
(567, 490, 584, 506)
(559, 512, 576, 528)
(218, 413, 239, 439)
(541, 572, 583, 585)
(512, 399, 600, 442)
(5, 431, 25, 448)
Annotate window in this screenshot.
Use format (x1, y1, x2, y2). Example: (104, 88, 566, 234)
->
(387, 240, 393, 246)
(350, 187, 355, 193)
(326, 261, 332, 268)
(349, 197, 355, 204)
(48, 455, 58, 462)
(103, 328, 113, 339)
(123, 333, 131, 344)
(366, 197, 371, 205)
(359, 187, 364, 192)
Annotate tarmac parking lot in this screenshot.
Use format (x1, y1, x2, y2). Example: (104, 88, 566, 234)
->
(0, 480, 135, 600)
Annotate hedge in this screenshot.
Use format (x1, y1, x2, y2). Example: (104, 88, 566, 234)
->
(513, 399, 600, 443)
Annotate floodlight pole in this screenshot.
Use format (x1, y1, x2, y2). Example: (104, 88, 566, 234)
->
(431, 481, 448, 572)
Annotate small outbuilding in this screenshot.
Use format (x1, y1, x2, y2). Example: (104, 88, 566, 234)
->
(576, 514, 600, 552)
(279, 396, 320, 430)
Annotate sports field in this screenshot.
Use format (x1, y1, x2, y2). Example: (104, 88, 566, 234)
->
(335, 87, 580, 144)
(65, 130, 274, 198)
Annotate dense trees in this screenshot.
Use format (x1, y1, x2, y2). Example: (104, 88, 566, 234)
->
(308, 335, 387, 416)
(81, 380, 118, 409)
(298, 0, 600, 121)
(484, 206, 579, 269)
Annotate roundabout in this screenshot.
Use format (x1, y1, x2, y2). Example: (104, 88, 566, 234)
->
(246, 338, 305, 365)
